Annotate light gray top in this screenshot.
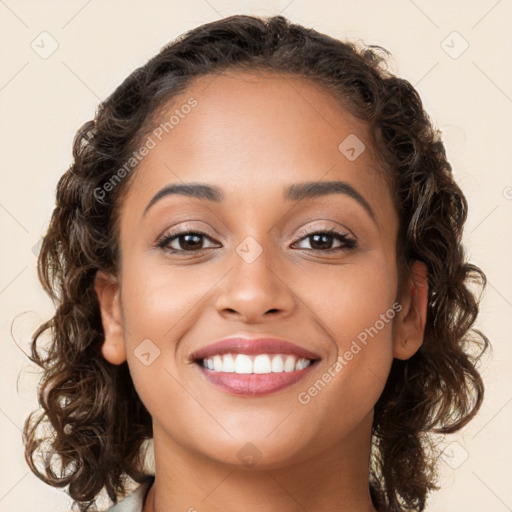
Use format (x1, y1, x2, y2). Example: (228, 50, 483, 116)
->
(106, 479, 153, 512)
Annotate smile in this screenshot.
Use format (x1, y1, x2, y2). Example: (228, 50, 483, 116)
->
(200, 353, 312, 373)
(191, 337, 320, 396)
(195, 353, 319, 396)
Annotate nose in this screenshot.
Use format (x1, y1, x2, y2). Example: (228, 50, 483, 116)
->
(214, 238, 296, 324)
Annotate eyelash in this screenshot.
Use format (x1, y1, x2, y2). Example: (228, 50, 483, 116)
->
(155, 226, 357, 254)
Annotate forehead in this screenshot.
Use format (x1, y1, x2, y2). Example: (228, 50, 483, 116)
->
(145, 70, 379, 172)
(121, 70, 395, 228)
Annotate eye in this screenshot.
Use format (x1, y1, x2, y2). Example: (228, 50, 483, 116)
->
(292, 227, 356, 252)
(155, 226, 357, 254)
(156, 230, 220, 253)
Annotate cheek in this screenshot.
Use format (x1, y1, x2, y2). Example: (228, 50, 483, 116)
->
(302, 254, 398, 346)
(294, 255, 398, 411)
(117, 259, 223, 397)
(119, 260, 212, 341)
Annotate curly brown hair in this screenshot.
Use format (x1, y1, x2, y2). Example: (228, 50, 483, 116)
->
(22, 14, 489, 512)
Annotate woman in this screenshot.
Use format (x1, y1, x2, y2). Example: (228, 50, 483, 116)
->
(23, 14, 489, 512)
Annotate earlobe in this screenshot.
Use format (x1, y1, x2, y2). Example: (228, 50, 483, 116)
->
(393, 261, 429, 360)
(94, 270, 127, 365)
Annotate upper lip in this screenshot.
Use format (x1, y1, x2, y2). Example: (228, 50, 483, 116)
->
(190, 337, 321, 362)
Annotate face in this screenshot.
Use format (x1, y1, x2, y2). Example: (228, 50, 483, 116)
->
(95, 71, 427, 470)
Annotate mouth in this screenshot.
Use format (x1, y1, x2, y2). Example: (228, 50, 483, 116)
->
(198, 352, 314, 373)
(190, 338, 321, 396)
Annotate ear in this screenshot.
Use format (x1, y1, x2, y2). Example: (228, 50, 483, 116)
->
(393, 260, 429, 360)
(94, 270, 126, 365)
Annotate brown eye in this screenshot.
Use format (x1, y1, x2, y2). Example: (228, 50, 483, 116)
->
(157, 231, 219, 253)
(293, 229, 356, 252)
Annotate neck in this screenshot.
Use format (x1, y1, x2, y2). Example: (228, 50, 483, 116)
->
(144, 414, 378, 512)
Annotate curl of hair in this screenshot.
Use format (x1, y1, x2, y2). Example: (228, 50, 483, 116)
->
(23, 14, 489, 512)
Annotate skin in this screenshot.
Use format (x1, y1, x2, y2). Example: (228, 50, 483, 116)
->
(94, 71, 428, 512)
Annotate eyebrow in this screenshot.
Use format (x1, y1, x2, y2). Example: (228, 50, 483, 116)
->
(143, 183, 223, 217)
(142, 180, 376, 221)
(284, 181, 375, 221)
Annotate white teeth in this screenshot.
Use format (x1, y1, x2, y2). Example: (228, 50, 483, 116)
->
(254, 354, 272, 374)
(213, 355, 223, 372)
(234, 354, 252, 374)
(222, 353, 235, 372)
(201, 353, 312, 374)
(296, 358, 308, 370)
(284, 355, 296, 372)
(271, 355, 284, 373)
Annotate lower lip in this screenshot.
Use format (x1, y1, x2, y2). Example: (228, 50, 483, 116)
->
(196, 362, 318, 396)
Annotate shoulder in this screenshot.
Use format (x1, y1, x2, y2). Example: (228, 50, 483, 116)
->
(106, 476, 154, 512)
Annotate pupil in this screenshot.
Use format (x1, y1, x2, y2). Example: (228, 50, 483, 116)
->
(311, 234, 331, 250)
(182, 234, 201, 250)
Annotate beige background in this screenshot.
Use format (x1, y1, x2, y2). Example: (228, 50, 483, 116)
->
(1, 0, 511, 510)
